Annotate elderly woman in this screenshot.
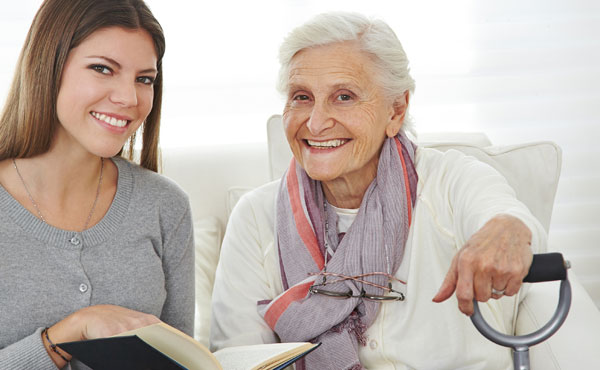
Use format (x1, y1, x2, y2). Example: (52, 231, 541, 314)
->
(211, 12, 545, 369)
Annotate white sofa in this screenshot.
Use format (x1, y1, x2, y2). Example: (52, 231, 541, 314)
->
(162, 115, 600, 369)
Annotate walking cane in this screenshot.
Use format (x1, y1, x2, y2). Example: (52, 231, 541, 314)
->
(470, 253, 571, 370)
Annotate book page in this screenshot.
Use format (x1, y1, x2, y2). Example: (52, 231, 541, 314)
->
(214, 342, 314, 370)
(116, 323, 222, 370)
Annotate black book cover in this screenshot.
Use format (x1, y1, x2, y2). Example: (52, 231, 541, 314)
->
(59, 335, 321, 370)
(58, 335, 186, 370)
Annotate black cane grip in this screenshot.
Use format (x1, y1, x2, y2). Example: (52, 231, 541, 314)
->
(523, 253, 568, 283)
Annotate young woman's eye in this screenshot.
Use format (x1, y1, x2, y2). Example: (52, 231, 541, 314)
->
(89, 64, 112, 75)
(137, 76, 155, 85)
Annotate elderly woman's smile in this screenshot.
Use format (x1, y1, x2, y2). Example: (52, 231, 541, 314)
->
(305, 138, 348, 149)
(282, 41, 407, 208)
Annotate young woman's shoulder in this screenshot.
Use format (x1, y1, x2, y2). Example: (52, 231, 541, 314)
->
(114, 157, 190, 213)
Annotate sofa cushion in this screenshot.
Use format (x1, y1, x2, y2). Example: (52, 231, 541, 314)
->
(227, 186, 255, 219)
(193, 216, 223, 345)
(425, 142, 561, 232)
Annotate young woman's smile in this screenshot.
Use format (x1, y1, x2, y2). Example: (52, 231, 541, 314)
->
(90, 111, 133, 132)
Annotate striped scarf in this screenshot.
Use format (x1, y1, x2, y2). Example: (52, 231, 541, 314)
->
(258, 133, 418, 370)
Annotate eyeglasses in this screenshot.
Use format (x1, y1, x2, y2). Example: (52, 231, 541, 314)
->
(308, 272, 406, 302)
(315, 200, 406, 301)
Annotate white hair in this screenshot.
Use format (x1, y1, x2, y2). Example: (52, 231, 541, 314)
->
(277, 12, 416, 132)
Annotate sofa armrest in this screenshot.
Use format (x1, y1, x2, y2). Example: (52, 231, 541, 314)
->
(516, 271, 600, 369)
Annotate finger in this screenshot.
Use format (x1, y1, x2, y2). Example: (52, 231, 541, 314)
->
(490, 287, 506, 299)
(81, 305, 159, 339)
(473, 269, 493, 302)
(432, 255, 458, 303)
(503, 277, 523, 297)
(490, 276, 509, 300)
(455, 263, 475, 316)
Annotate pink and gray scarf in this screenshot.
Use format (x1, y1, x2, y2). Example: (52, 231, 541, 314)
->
(258, 133, 418, 370)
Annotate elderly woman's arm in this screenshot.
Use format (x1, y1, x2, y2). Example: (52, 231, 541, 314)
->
(431, 150, 546, 315)
(210, 183, 281, 351)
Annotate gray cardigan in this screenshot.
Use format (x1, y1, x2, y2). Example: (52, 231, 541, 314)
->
(0, 157, 195, 369)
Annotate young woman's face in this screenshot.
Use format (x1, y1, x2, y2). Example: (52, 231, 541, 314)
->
(55, 26, 157, 158)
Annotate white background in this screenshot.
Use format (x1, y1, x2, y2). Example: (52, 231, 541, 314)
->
(1, 0, 599, 307)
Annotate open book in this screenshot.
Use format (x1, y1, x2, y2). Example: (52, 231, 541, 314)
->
(58, 322, 320, 370)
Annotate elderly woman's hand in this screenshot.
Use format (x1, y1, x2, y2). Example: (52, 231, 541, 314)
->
(432, 214, 533, 315)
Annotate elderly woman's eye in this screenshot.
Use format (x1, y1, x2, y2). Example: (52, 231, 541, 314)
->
(293, 94, 310, 101)
(337, 94, 352, 101)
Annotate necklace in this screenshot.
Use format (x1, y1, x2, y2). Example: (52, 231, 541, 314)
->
(12, 157, 105, 231)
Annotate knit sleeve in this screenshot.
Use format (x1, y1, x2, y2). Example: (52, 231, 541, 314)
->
(0, 328, 59, 370)
(159, 199, 195, 337)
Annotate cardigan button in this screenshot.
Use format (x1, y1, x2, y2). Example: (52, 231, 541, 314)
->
(70, 236, 81, 246)
(79, 283, 88, 293)
(369, 339, 378, 350)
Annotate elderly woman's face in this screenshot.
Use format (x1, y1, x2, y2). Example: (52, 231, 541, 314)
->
(283, 41, 405, 186)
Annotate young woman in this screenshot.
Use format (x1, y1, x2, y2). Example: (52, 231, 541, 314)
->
(0, 1, 194, 369)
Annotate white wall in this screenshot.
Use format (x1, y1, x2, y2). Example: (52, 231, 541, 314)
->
(1, 0, 599, 308)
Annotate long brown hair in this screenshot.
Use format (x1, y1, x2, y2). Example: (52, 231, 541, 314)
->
(0, 0, 165, 172)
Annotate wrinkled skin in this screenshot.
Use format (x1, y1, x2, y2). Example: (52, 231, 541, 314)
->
(433, 214, 533, 315)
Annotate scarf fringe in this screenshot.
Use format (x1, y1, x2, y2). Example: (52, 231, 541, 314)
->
(330, 310, 368, 346)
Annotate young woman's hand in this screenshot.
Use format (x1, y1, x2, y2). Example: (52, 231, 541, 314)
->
(42, 304, 160, 367)
(73, 304, 160, 339)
